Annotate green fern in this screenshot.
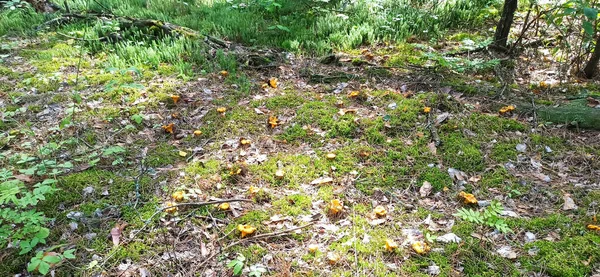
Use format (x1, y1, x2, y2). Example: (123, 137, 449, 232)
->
(453, 201, 512, 233)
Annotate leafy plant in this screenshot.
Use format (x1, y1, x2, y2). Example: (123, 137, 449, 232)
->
(27, 249, 76, 275)
(226, 254, 245, 276)
(454, 201, 512, 233)
(0, 173, 57, 254)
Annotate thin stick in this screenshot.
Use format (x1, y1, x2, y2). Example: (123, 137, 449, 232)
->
(191, 222, 316, 276)
(128, 199, 252, 239)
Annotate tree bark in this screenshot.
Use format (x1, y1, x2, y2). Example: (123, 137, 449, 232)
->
(583, 35, 600, 78)
(494, 0, 518, 48)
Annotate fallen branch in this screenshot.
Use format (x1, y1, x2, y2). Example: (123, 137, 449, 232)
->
(37, 12, 229, 48)
(188, 221, 316, 276)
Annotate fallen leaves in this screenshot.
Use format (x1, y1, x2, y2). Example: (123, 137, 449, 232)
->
(562, 193, 578, 210)
(310, 177, 333, 185)
(496, 246, 517, 259)
(327, 252, 341, 264)
(110, 223, 128, 246)
(275, 170, 285, 179)
(458, 191, 478, 204)
(587, 97, 600, 108)
(237, 224, 256, 238)
(419, 181, 433, 197)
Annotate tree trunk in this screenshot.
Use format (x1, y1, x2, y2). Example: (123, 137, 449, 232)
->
(494, 0, 518, 48)
(583, 35, 600, 78)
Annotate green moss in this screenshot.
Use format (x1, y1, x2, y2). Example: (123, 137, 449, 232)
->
(199, 106, 264, 137)
(273, 194, 312, 216)
(227, 210, 270, 237)
(479, 167, 518, 194)
(278, 124, 311, 144)
(521, 234, 600, 277)
(146, 143, 180, 167)
(467, 113, 526, 134)
(508, 214, 574, 236)
(382, 43, 424, 66)
(295, 101, 359, 138)
(230, 244, 268, 264)
(38, 170, 137, 219)
(364, 119, 386, 145)
(318, 185, 334, 202)
(490, 141, 518, 163)
(114, 241, 151, 261)
(440, 133, 484, 172)
(457, 239, 520, 276)
(418, 167, 452, 191)
(265, 93, 306, 110)
(185, 159, 221, 178)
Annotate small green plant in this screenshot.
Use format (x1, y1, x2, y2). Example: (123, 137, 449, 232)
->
(27, 249, 76, 275)
(226, 254, 245, 276)
(0, 171, 57, 254)
(454, 201, 512, 233)
(102, 145, 126, 165)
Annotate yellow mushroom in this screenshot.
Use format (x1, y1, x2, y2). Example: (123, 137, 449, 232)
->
(218, 203, 230, 211)
(411, 241, 430, 254)
(374, 205, 387, 217)
(172, 191, 184, 202)
(165, 202, 178, 214)
(237, 224, 256, 238)
(384, 239, 398, 252)
(458, 191, 478, 204)
(329, 199, 343, 214)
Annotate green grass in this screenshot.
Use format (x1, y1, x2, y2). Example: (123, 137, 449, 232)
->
(3, 0, 497, 55)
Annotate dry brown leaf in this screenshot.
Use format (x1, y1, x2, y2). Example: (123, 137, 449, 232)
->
(310, 177, 333, 185)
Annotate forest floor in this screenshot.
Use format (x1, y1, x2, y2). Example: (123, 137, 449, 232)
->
(1, 3, 600, 277)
